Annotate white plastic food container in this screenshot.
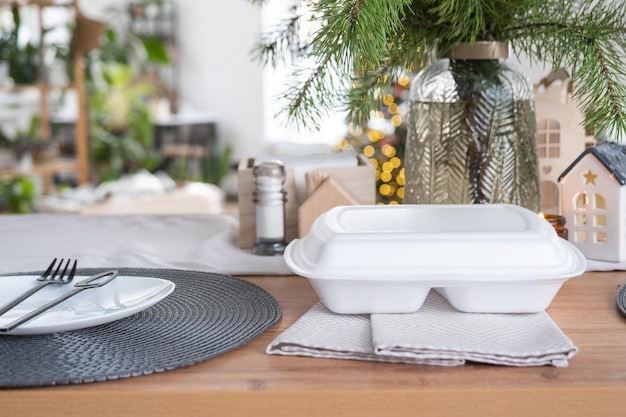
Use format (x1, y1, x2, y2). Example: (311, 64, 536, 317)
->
(284, 204, 586, 314)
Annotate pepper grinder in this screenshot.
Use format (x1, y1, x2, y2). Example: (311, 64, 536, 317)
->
(252, 161, 287, 255)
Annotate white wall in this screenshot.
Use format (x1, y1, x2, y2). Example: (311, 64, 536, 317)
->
(513, 52, 551, 85)
(176, 0, 265, 160)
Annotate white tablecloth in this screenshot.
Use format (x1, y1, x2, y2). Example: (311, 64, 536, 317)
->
(0, 214, 291, 276)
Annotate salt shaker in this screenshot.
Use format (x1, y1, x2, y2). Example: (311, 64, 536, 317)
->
(252, 161, 287, 255)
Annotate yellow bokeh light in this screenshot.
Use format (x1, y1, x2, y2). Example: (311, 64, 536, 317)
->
(396, 174, 405, 186)
(389, 200, 399, 205)
(396, 187, 404, 199)
(382, 94, 394, 106)
(374, 170, 381, 181)
(363, 145, 375, 157)
(382, 145, 396, 158)
(391, 114, 403, 127)
(366, 131, 376, 142)
(397, 74, 410, 87)
(387, 103, 398, 114)
(379, 184, 392, 195)
(369, 157, 379, 168)
(382, 161, 393, 172)
(380, 171, 392, 182)
(333, 138, 349, 150)
(390, 156, 401, 168)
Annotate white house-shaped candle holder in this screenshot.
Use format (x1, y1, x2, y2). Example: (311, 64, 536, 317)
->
(533, 69, 596, 214)
(558, 142, 626, 262)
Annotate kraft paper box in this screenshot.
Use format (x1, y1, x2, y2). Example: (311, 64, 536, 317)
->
(237, 154, 375, 249)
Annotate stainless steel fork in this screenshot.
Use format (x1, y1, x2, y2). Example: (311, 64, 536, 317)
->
(0, 258, 77, 317)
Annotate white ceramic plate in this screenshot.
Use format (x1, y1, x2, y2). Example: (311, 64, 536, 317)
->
(0, 274, 175, 335)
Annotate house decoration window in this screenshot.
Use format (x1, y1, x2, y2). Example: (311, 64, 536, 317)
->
(595, 193, 606, 209)
(537, 119, 560, 158)
(574, 192, 587, 209)
(592, 193, 607, 244)
(572, 190, 607, 244)
(573, 192, 588, 241)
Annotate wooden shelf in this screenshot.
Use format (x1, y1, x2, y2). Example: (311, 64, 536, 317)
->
(0, 158, 78, 193)
(0, 0, 74, 7)
(0, 158, 77, 177)
(0, 83, 75, 93)
(0, 0, 89, 191)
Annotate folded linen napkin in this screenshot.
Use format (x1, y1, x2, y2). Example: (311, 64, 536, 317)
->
(267, 292, 577, 367)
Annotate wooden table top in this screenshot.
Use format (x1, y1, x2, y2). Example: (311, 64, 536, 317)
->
(3, 270, 626, 417)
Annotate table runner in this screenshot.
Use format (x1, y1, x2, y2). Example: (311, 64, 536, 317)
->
(0, 213, 622, 275)
(586, 259, 626, 271)
(0, 268, 282, 388)
(0, 214, 291, 276)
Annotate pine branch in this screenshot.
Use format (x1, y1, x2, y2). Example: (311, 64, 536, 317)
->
(250, 3, 303, 67)
(345, 34, 430, 127)
(268, 0, 414, 129)
(508, 0, 626, 137)
(573, 37, 626, 138)
(279, 55, 341, 131)
(248, 0, 626, 136)
(345, 64, 400, 128)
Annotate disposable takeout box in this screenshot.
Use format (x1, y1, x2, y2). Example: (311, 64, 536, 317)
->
(284, 204, 586, 314)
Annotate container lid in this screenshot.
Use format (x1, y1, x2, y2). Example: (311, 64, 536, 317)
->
(285, 204, 586, 282)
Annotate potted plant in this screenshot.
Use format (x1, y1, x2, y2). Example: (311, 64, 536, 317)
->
(247, 0, 626, 209)
(0, 176, 35, 214)
(81, 1, 179, 182)
(1, 5, 39, 84)
(89, 63, 161, 181)
(1, 116, 58, 167)
(0, 127, 16, 169)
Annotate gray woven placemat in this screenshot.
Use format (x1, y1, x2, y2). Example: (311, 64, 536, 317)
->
(617, 283, 626, 317)
(0, 268, 282, 388)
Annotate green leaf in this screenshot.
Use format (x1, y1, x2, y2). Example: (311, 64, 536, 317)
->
(102, 63, 134, 86)
(141, 36, 170, 64)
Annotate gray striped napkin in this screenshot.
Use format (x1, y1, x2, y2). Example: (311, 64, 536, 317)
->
(267, 291, 577, 367)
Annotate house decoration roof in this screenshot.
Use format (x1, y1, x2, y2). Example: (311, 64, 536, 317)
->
(558, 141, 626, 185)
